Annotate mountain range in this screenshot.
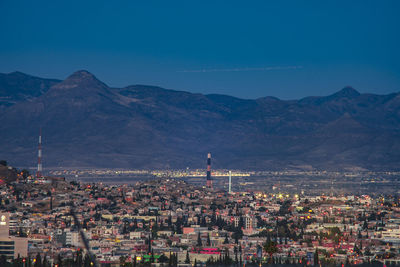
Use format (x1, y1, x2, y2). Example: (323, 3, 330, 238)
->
(0, 70, 399, 171)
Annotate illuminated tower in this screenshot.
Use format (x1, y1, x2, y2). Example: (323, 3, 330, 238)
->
(228, 170, 232, 194)
(206, 153, 212, 188)
(37, 128, 43, 178)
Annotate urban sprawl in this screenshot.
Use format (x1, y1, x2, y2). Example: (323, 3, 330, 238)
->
(0, 166, 400, 267)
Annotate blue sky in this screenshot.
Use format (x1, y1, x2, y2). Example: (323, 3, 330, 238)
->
(0, 0, 399, 99)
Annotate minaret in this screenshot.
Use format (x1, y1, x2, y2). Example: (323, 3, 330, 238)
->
(37, 128, 43, 178)
(206, 153, 212, 188)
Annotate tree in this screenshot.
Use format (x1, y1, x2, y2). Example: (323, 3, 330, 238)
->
(21, 169, 30, 179)
(34, 253, 42, 267)
(223, 233, 229, 244)
(234, 246, 238, 263)
(74, 250, 83, 267)
(0, 255, 6, 267)
(263, 241, 278, 264)
(159, 254, 169, 264)
(173, 253, 178, 267)
(354, 244, 361, 255)
(42, 255, 48, 267)
(185, 251, 190, 264)
(197, 232, 202, 247)
(345, 257, 350, 267)
(147, 234, 152, 253)
(14, 254, 22, 267)
(357, 230, 362, 239)
(363, 220, 368, 230)
(85, 254, 94, 266)
(152, 221, 159, 239)
(232, 227, 243, 244)
(314, 249, 319, 266)
(57, 254, 63, 267)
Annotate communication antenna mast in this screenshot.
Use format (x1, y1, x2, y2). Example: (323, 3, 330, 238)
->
(37, 128, 43, 178)
(228, 171, 232, 194)
(206, 153, 213, 188)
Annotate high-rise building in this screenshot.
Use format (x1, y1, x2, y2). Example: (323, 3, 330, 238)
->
(0, 213, 28, 260)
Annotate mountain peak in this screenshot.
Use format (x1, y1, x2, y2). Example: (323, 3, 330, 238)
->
(69, 70, 95, 78)
(332, 86, 360, 98)
(66, 70, 100, 83)
(8, 71, 28, 76)
(52, 70, 107, 90)
(6, 71, 36, 79)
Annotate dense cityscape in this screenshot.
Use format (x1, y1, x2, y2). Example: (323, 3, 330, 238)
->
(0, 160, 399, 266)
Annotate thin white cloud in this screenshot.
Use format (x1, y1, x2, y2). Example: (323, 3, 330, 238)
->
(178, 65, 303, 73)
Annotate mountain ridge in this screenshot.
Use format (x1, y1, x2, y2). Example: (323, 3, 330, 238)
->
(0, 70, 399, 171)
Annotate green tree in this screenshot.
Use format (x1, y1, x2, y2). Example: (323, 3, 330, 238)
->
(33, 253, 42, 267)
(234, 246, 238, 263)
(263, 241, 278, 264)
(173, 253, 178, 267)
(57, 254, 63, 267)
(85, 254, 93, 267)
(21, 169, 30, 179)
(197, 232, 202, 247)
(119, 256, 127, 266)
(74, 250, 83, 267)
(0, 255, 7, 267)
(185, 251, 190, 264)
(158, 254, 168, 264)
(42, 255, 48, 267)
(223, 233, 229, 244)
(314, 248, 319, 266)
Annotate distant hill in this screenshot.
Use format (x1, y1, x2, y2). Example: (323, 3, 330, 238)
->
(0, 70, 399, 171)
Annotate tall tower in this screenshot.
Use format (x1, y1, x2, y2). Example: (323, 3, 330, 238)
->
(206, 153, 212, 188)
(37, 128, 43, 178)
(228, 170, 232, 194)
